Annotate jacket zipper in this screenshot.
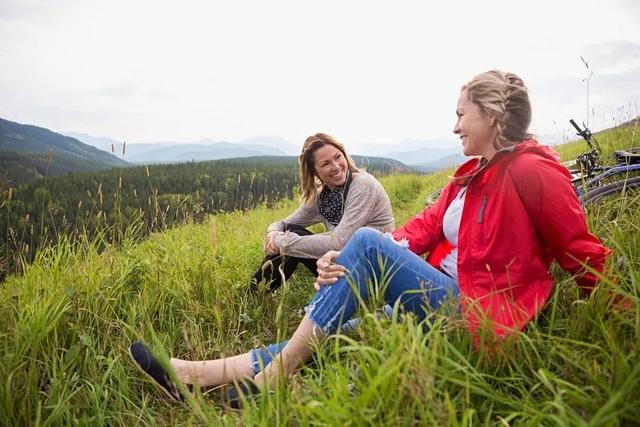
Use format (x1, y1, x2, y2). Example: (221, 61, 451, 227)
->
(477, 195, 488, 223)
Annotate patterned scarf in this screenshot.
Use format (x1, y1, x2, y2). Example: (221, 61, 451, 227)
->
(318, 170, 353, 226)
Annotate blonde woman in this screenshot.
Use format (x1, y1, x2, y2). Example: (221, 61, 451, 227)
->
(251, 133, 395, 291)
(130, 70, 611, 408)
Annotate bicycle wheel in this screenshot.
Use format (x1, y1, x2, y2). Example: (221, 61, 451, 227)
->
(582, 176, 640, 205)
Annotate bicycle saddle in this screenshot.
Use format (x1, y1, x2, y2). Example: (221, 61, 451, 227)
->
(613, 150, 640, 165)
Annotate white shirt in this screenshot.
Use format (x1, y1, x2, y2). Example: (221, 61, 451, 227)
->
(439, 186, 467, 279)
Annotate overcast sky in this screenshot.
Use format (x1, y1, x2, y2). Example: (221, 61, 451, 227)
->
(1, 0, 639, 154)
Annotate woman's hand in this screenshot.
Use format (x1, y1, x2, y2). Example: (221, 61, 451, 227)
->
(264, 231, 280, 256)
(314, 250, 345, 291)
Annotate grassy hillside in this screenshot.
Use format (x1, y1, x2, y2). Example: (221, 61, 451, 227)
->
(0, 121, 638, 425)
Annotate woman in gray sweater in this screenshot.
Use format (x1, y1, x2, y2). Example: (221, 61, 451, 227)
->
(251, 132, 395, 292)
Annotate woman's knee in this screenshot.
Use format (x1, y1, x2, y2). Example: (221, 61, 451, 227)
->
(339, 227, 395, 273)
(351, 227, 382, 246)
(351, 228, 401, 259)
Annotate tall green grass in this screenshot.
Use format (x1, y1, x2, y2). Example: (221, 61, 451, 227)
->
(1, 123, 639, 425)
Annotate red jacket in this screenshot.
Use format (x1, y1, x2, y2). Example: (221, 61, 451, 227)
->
(392, 140, 611, 337)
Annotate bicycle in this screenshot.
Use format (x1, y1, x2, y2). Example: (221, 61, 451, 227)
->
(567, 119, 640, 205)
(423, 119, 640, 206)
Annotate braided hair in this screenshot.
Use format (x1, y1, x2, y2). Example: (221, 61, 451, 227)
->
(462, 70, 533, 150)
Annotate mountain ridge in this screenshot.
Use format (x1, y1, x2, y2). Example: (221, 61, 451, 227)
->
(0, 117, 128, 185)
(1, 118, 417, 185)
(1, 118, 127, 167)
(64, 132, 298, 162)
(66, 131, 464, 166)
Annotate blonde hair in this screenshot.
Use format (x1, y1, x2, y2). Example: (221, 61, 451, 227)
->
(462, 70, 533, 150)
(299, 133, 357, 202)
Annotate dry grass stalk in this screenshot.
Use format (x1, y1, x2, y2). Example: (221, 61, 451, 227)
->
(208, 216, 217, 250)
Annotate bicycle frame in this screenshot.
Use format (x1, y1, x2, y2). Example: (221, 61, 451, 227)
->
(569, 119, 640, 203)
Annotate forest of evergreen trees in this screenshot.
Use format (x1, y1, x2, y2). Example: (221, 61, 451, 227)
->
(0, 155, 412, 280)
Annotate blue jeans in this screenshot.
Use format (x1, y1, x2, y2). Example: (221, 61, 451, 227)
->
(250, 227, 459, 375)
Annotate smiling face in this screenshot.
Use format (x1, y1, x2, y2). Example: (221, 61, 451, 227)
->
(313, 144, 348, 188)
(453, 90, 498, 160)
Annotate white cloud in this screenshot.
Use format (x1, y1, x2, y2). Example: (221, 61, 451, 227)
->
(0, 0, 639, 152)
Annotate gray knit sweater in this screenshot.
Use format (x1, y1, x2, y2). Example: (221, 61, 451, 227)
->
(268, 171, 395, 259)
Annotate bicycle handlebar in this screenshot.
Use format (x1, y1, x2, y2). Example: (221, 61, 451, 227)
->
(569, 119, 583, 134)
(569, 118, 601, 155)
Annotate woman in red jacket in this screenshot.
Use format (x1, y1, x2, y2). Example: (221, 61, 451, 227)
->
(129, 70, 610, 405)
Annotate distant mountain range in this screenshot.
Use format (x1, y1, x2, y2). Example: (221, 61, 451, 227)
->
(124, 141, 287, 163)
(66, 132, 467, 169)
(411, 152, 468, 172)
(0, 117, 127, 185)
(372, 137, 466, 170)
(63, 132, 298, 163)
(382, 146, 461, 167)
(1, 118, 420, 185)
(1, 115, 467, 188)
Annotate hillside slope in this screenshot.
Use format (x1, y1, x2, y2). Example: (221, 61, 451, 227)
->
(0, 117, 128, 184)
(0, 121, 638, 425)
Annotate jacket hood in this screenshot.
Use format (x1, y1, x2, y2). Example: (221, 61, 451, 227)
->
(452, 139, 559, 179)
(513, 139, 560, 162)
